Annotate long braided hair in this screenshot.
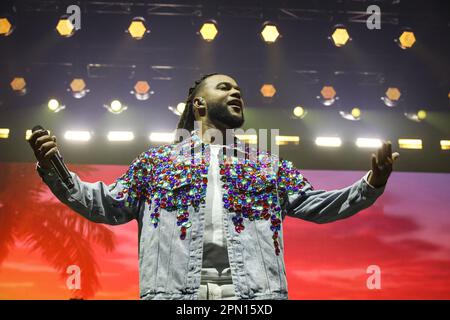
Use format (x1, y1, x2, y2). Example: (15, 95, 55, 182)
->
(177, 73, 218, 133)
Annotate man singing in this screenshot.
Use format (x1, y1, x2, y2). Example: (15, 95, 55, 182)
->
(29, 73, 399, 300)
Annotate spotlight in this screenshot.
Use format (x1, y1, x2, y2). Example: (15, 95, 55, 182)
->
(131, 81, 153, 100)
(356, 138, 382, 149)
(317, 86, 338, 106)
(0, 128, 10, 139)
(292, 106, 307, 119)
(10, 77, 27, 95)
(127, 17, 149, 40)
(176, 102, 186, 114)
(330, 25, 351, 47)
(396, 29, 416, 49)
(48, 98, 65, 112)
(381, 87, 401, 107)
(315, 137, 342, 147)
(64, 131, 91, 141)
(168, 102, 186, 116)
(339, 107, 361, 121)
(107, 131, 135, 142)
(398, 138, 422, 150)
(0, 17, 14, 36)
(149, 132, 175, 143)
(260, 22, 280, 44)
(440, 140, 450, 150)
(69, 78, 89, 99)
(275, 136, 300, 145)
(56, 15, 75, 37)
(104, 99, 127, 114)
(404, 109, 427, 122)
(199, 20, 218, 42)
(260, 84, 276, 98)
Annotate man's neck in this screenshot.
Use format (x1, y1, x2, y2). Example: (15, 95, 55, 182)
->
(199, 121, 229, 145)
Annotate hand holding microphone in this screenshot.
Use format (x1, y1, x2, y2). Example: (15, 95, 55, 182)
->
(28, 125, 74, 189)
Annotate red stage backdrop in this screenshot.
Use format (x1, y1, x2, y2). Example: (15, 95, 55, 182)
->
(0, 162, 449, 299)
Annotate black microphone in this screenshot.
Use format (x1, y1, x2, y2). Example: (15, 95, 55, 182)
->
(32, 125, 74, 189)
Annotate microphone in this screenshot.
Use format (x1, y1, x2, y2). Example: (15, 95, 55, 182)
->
(32, 125, 74, 189)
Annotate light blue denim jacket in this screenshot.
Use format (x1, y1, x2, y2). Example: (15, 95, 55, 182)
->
(36, 133, 385, 300)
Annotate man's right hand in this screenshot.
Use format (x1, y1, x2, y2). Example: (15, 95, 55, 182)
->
(28, 129, 59, 170)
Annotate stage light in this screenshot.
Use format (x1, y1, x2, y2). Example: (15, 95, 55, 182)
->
(330, 25, 350, 47)
(292, 106, 305, 119)
(398, 138, 422, 149)
(69, 78, 89, 99)
(10, 77, 27, 95)
(176, 102, 186, 114)
(0, 128, 10, 139)
(64, 131, 91, 141)
(0, 17, 13, 36)
(168, 102, 186, 116)
(48, 98, 65, 112)
(381, 87, 401, 107)
(260, 84, 276, 98)
(235, 134, 258, 144)
(260, 22, 280, 44)
(127, 17, 148, 40)
(397, 30, 416, 49)
(132, 81, 152, 100)
(404, 109, 427, 122)
(104, 99, 127, 114)
(149, 132, 175, 143)
(440, 140, 450, 150)
(351, 108, 361, 118)
(275, 136, 300, 145)
(107, 131, 135, 142)
(199, 20, 218, 42)
(340, 107, 361, 121)
(318, 86, 338, 106)
(356, 138, 382, 149)
(417, 110, 427, 120)
(315, 137, 342, 147)
(56, 15, 75, 37)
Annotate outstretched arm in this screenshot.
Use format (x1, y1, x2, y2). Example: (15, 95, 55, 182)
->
(279, 141, 399, 223)
(29, 129, 148, 225)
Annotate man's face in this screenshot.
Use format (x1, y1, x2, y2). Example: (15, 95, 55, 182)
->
(198, 74, 245, 129)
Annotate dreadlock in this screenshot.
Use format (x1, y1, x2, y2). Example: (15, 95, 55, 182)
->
(177, 73, 218, 133)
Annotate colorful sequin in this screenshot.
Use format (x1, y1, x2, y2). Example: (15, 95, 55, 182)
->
(113, 134, 311, 255)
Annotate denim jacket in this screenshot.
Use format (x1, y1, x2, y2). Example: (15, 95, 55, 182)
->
(36, 133, 385, 300)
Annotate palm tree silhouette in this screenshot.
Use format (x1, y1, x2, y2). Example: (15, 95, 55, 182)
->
(0, 162, 117, 299)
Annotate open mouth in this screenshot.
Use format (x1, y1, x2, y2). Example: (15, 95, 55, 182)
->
(227, 99, 243, 113)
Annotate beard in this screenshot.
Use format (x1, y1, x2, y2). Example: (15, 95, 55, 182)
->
(207, 100, 245, 129)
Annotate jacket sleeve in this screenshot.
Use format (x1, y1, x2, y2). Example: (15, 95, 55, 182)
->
(277, 160, 385, 224)
(36, 151, 153, 225)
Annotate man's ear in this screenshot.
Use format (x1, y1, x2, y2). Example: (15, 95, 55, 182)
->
(193, 97, 207, 117)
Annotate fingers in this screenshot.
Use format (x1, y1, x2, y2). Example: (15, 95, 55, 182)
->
(371, 153, 378, 171)
(34, 135, 54, 150)
(43, 146, 58, 160)
(28, 129, 48, 146)
(392, 152, 400, 161)
(38, 141, 57, 153)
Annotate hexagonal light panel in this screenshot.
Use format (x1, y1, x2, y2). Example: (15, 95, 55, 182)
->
(260, 84, 276, 97)
(331, 27, 350, 47)
(0, 17, 13, 36)
(128, 17, 148, 40)
(199, 21, 218, 42)
(261, 23, 280, 44)
(56, 17, 75, 37)
(398, 30, 416, 49)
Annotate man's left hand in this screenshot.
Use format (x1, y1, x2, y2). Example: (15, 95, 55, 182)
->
(368, 141, 400, 188)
